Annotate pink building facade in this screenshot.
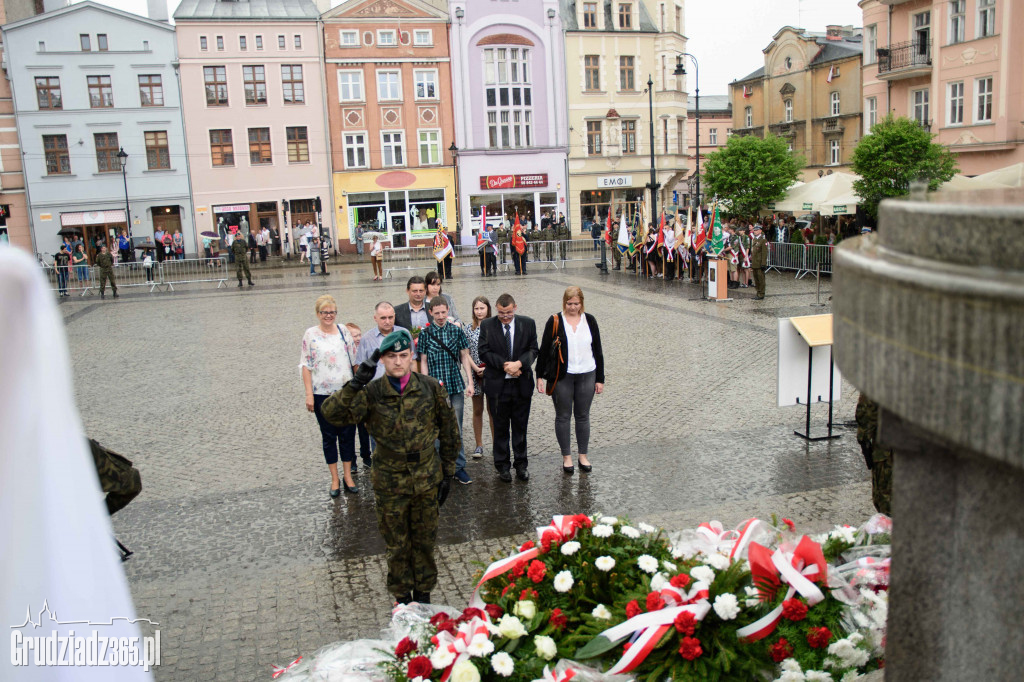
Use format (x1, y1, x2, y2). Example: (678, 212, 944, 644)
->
(861, 0, 1023, 175)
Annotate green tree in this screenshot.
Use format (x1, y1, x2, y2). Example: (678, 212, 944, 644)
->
(703, 134, 803, 217)
(851, 114, 958, 218)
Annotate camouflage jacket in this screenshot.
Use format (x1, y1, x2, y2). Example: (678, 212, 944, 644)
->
(95, 252, 114, 270)
(495, 228, 509, 244)
(556, 224, 570, 240)
(322, 373, 460, 488)
(231, 238, 248, 260)
(750, 234, 768, 268)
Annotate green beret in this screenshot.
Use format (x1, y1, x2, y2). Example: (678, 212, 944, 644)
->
(379, 329, 413, 355)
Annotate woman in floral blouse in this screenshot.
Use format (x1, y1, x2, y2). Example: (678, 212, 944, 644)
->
(301, 294, 359, 497)
(463, 296, 491, 460)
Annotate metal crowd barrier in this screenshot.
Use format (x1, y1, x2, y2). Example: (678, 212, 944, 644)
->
(158, 257, 229, 290)
(766, 243, 834, 279)
(42, 257, 228, 295)
(379, 239, 604, 278)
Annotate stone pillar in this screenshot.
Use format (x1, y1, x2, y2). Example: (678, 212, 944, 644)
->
(832, 190, 1024, 681)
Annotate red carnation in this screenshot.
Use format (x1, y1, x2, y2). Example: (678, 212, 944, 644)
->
(527, 559, 547, 583)
(520, 540, 535, 551)
(673, 611, 697, 635)
(458, 607, 486, 624)
(407, 655, 433, 679)
(781, 598, 808, 621)
(501, 582, 514, 597)
(646, 592, 665, 612)
(549, 608, 568, 630)
(512, 560, 527, 578)
(573, 514, 593, 529)
(782, 518, 796, 531)
(519, 588, 538, 601)
(429, 612, 451, 626)
(484, 604, 504, 620)
(678, 636, 703, 661)
(769, 638, 793, 663)
(394, 636, 418, 658)
(669, 574, 691, 590)
(807, 626, 832, 649)
(434, 620, 455, 636)
(625, 600, 642, 619)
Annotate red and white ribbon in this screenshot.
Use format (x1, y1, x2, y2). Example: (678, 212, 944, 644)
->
(431, 617, 491, 682)
(595, 601, 712, 675)
(270, 656, 302, 679)
(534, 664, 577, 682)
(692, 518, 764, 561)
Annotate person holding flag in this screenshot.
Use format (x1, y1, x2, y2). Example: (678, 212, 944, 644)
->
(510, 211, 527, 275)
(433, 221, 454, 280)
(663, 212, 677, 281)
(615, 203, 630, 270)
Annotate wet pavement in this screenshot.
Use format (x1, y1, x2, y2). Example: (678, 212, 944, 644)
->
(59, 258, 870, 680)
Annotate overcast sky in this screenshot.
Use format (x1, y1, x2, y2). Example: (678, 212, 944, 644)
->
(76, 0, 864, 96)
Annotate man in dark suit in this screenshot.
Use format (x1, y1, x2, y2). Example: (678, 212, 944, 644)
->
(477, 293, 538, 482)
(393, 275, 429, 333)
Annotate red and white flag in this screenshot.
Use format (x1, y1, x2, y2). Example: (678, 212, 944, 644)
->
(826, 66, 835, 83)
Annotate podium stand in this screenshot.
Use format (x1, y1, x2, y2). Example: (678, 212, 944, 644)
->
(707, 258, 731, 301)
(777, 313, 841, 441)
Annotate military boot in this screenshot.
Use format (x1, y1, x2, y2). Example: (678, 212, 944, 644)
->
(412, 591, 431, 604)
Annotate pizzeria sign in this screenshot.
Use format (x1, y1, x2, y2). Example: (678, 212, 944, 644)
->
(479, 174, 548, 190)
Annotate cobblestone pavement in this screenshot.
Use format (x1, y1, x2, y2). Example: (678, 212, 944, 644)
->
(57, 258, 870, 681)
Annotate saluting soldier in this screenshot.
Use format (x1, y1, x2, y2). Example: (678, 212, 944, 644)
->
(750, 223, 768, 299)
(95, 245, 118, 299)
(322, 329, 460, 606)
(232, 231, 255, 287)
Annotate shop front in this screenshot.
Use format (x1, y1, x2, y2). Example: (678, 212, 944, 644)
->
(458, 152, 567, 237)
(574, 175, 647, 233)
(59, 209, 127, 262)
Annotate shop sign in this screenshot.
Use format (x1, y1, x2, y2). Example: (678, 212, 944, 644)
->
(833, 205, 848, 214)
(479, 174, 548, 190)
(597, 175, 632, 188)
(767, 202, 776, 210)
(802, 202, 814, 210)
(39, 213, 52, 221)
(214, 204, 251, 214)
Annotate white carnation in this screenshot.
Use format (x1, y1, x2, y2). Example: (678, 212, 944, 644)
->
(514, 600, 536, 619)
(591, 604, 612, 620)
(847, 633, 864, 646)
(829, 525, 857, 545)
(496, 615, 527, 640)
(650, 573, 668, 592)
(777, 672, 804, 682)
(592, 524, 613, 538)
(620, 526, 641, 539)
(430, 646, 456, 669)
(706, 553, 731, 570)
(466, 633, 494, 658)
(745, 598, 761, 608)
(490, 652, 514, 677)
(781, 658, 803, 673)
(670, 546, 686, 559)
(840, 673, 862, 682)
(804, 672, 833, 682)
(595, 556, 616, 572)
(662, 560, 677, 572)
(690, 565, 715, 583)
(553, 570, 574, 593)
(534, 635, 557, 660)
(712, 593, 740, 620)
(560, 541, 581, 556)
(639, 522, 656, 533)
(637, 554, 659, 573)
(450, 658, 481, 682)
(600, 516, 619, 525)
(827, 639, 869, 668)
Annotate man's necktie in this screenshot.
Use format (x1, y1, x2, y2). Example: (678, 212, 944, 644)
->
(504, 324, 512, 361)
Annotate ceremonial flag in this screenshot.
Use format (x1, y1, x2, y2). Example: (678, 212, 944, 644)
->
(826, 65, 835, 83)
(708, 204, 726, 255)
(681, 205, 693, 261)
(616, 206, 629, 254)
(605, 202, 614, 245)
(739, 232, 751, 268)
(433, 223, 452, 261)
(476, 207, 487, 250)
(743, 85, 752, 98)
(511, 211, 526, 255)
(693, 207, 706, 252)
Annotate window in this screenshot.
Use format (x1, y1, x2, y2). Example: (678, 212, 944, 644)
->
(414, 30, 432, 46)
(35, 77, 62, 110)
(663, 119, 668, 154)
(676, 5, 682, 32)
(976, 77, 993, 122)
(978, 0, 996, 38)
(865, 25, 877, 64)
(340, 30, 359, 46)
(865, 96, 877, 134)
(256, 35, 263, 50)
(744, 106, 752, 127)
(200, 36, 208, 51)
(282, 65, 304, 104)
(43, 135, 70, 175)
(87, 76, 113, 108)
(619, 56, 635, 91)
(145, 131, 170, 170)
(418, 130, 440, 165)
(204, 66, 228, 106)
(914, 11, 931, 57)
(414, 70, 438, 99)
(94, 133, 119, 173)
(948, 81, 964, 125)
(139, 75, 164, 106)
(243, 66, 267, 105)
(660, 4, 665, 31)
(709, 128, 718, 145)
(583, 2, 597, 28)
(286, 126, 309, 163)
(240, 36, 247, 50)
(618, 3, 632, 29)
(278, 35, 286, 49)
(343, 132, 367, 168)
(949, 0, 965, 44)
(216, 36, 224, 50)
(210, 129, 234, 166)
(294, 35, 302, 49)
(830, 139, 841, 165)
(912, 88, 930, 126)
(677, 119, 684, 153)
(381, 131, 404, 166)
(622, 120, 636, 154)
(377, 30, 397, 47)
(784, 99, 793, 123)
(584, 55, 600, 91)
(97, 34, 108, 51)
(248, 127, 272, 164)
(484, 48, 532, 149)
(830, 91, 840, 116)
(80, 34, 90, 51)
(377, 70, 401, 101)
(587, 121, 602, 155)
(337, 71, 364, 101)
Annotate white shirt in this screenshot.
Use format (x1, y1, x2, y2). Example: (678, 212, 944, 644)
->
(562, 313, 596, 375)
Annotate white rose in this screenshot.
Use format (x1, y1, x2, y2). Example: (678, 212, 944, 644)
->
(600, 516, 619, 525)
(466, 633, 494, 658)
(591, 604, 612, 620)
(691, 565, 715, 583)
(620, 526, 641, 539)
(534, 635, 557, 660)
(514, 600, 536, 620)
(592, 524, 613, 538)
(496, 614, 527, 640)
(490, 652, 515, 677)
(430, 646, 456, 669)
(553, 570, 574, 593)
(781, 658, 803, 673)
(712, 593, 740, 620)
(662, 560, 677, 572)
(650, 573, 668, 592)
(639, 522, 656, 533)
(450, 658, 481, 682)
(637, 554, 659, 574)
(560, 541, 581, 556)
(706, 553, 730, 570)
(595, 556, 616, 572)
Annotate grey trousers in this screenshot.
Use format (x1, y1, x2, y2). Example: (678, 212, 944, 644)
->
(552, 370, 597, 457)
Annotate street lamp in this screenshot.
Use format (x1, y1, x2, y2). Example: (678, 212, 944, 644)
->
(674, 54, 700, 208)
(449, 141, 461, 235)
(116, 147, 131, 242)
(645, 75, 660, 230)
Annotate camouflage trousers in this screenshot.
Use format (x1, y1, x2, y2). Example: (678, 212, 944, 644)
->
(236, 258, 252, 282)
(373, 484, 439, 598)
(98, 268, 117, 294)
(855, 394, 893, 516)
(89, 439, 142, 515)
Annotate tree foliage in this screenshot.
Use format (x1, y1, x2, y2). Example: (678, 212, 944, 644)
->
(703, 134, 803, 217)
(851, 114, 958, 218)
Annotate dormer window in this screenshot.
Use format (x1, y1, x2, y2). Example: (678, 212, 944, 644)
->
(618, 3, 633, 29)
(583, 2, 597, 28)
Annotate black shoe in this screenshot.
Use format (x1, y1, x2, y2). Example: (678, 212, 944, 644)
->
(497, 469, 512, 483)
(238, 281, 243, 287)
(395, 593, 412, 605)
(350, 463, 358, 475)
(343, 481, 359, 494)
(248, 280, 255, 286)
(613, 266, 621, 271)
(515, 468, 529, 482)
(412, 590, 431, 604)
(100, 292, 105, 299)
(362, 458, 372, 469)
(754, 295, 765, 300)
(112, 292, 119, 298)
(579, 462, 593, 473)
(563, 464, 575, 475)
(329, 485, 340, 498)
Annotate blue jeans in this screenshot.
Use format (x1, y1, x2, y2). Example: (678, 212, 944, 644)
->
(435, 391, 466, 473)
(313, 394, 356, 465)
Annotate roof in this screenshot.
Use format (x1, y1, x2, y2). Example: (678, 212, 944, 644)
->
(732, 66, 765, 84)
(809, 38, 863, 65)
(691, 95, 731, 114)
(560, 0, 658, 32)
(173, 0, 321, 21)
(3, 0, 176, 32)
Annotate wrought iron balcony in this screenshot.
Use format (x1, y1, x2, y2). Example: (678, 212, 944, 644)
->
(823, 118, 845, 134)
(877, 40, 932, 79)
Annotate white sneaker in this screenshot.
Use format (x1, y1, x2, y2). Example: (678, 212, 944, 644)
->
(472, 446, 484, 460)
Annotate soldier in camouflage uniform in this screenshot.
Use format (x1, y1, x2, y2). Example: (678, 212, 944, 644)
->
(541, 223, 555, 262)
(496, 224, 509, 265)
(232, 232, 254, 287)
(95, 245, 118, 299)
(323, 329, 460, 604)
(89, 438, 142, 515)
(556, 217, 570, 261)
(855, 393, 893, 515)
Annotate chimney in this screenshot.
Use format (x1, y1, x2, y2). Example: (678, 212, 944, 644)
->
(147, 0, 169, 22)
(825, 25, 842, 41)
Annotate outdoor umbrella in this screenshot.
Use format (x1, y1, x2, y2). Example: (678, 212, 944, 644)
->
(200, 230, 219, 239)
(57, 226, 81, 237)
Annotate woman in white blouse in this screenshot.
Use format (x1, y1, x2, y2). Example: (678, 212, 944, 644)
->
(536, 286, 605, 475)
(301, 295, 359, 497)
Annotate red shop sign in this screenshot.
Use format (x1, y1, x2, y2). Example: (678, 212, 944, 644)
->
(479, 174, 548, 190)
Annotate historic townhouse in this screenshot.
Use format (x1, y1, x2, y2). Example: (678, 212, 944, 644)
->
(563, 0, 688, 228)
(681, 95, 731, 209)
(860, 0, 1023, 176)
(174, 0, 332, 246)
(3, 1, 194, 259)
(323, 0, 455, 251)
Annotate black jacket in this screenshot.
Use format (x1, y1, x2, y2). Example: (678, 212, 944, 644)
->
(394, 301, 428, 332)
(477, 315, 538, 398)
(536, 313, 604, 384)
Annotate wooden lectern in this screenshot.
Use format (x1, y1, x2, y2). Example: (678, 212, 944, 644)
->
(708, 258, 731, 301)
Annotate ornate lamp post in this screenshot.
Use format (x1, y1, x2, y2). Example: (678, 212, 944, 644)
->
(674, 54, 700, 208)
(116, 147, 131, 239)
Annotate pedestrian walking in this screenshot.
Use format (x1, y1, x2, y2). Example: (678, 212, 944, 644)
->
(536, 287, 604, 475)
(232, 232, 254, 287)
(322, 328, 460, 605)
(301, 295, 360, 497)
(464, 296, 494, 460)
(369, 234, 383, 281)
(53, 245, 71, 297)
(299, 225, 308, 264)
(95, 245, 118, 299)
(751, 223, 768, 299)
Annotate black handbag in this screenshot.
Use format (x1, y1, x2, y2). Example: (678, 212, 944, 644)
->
(542, 314, 563, 395)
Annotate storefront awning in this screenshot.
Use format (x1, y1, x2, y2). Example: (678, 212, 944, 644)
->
(60, 210, 126, 227)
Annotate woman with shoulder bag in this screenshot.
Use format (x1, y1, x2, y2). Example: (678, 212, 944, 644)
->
(369, 234, 383, 281)
(536, 286, 604, 475)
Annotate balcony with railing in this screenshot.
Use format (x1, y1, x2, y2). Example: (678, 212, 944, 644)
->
(877, 40, 932, 80)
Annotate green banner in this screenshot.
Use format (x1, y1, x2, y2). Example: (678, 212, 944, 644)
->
(708, 206, 725, 254)
(833, 205, 847, 214)
(802, 202, 813, 210)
